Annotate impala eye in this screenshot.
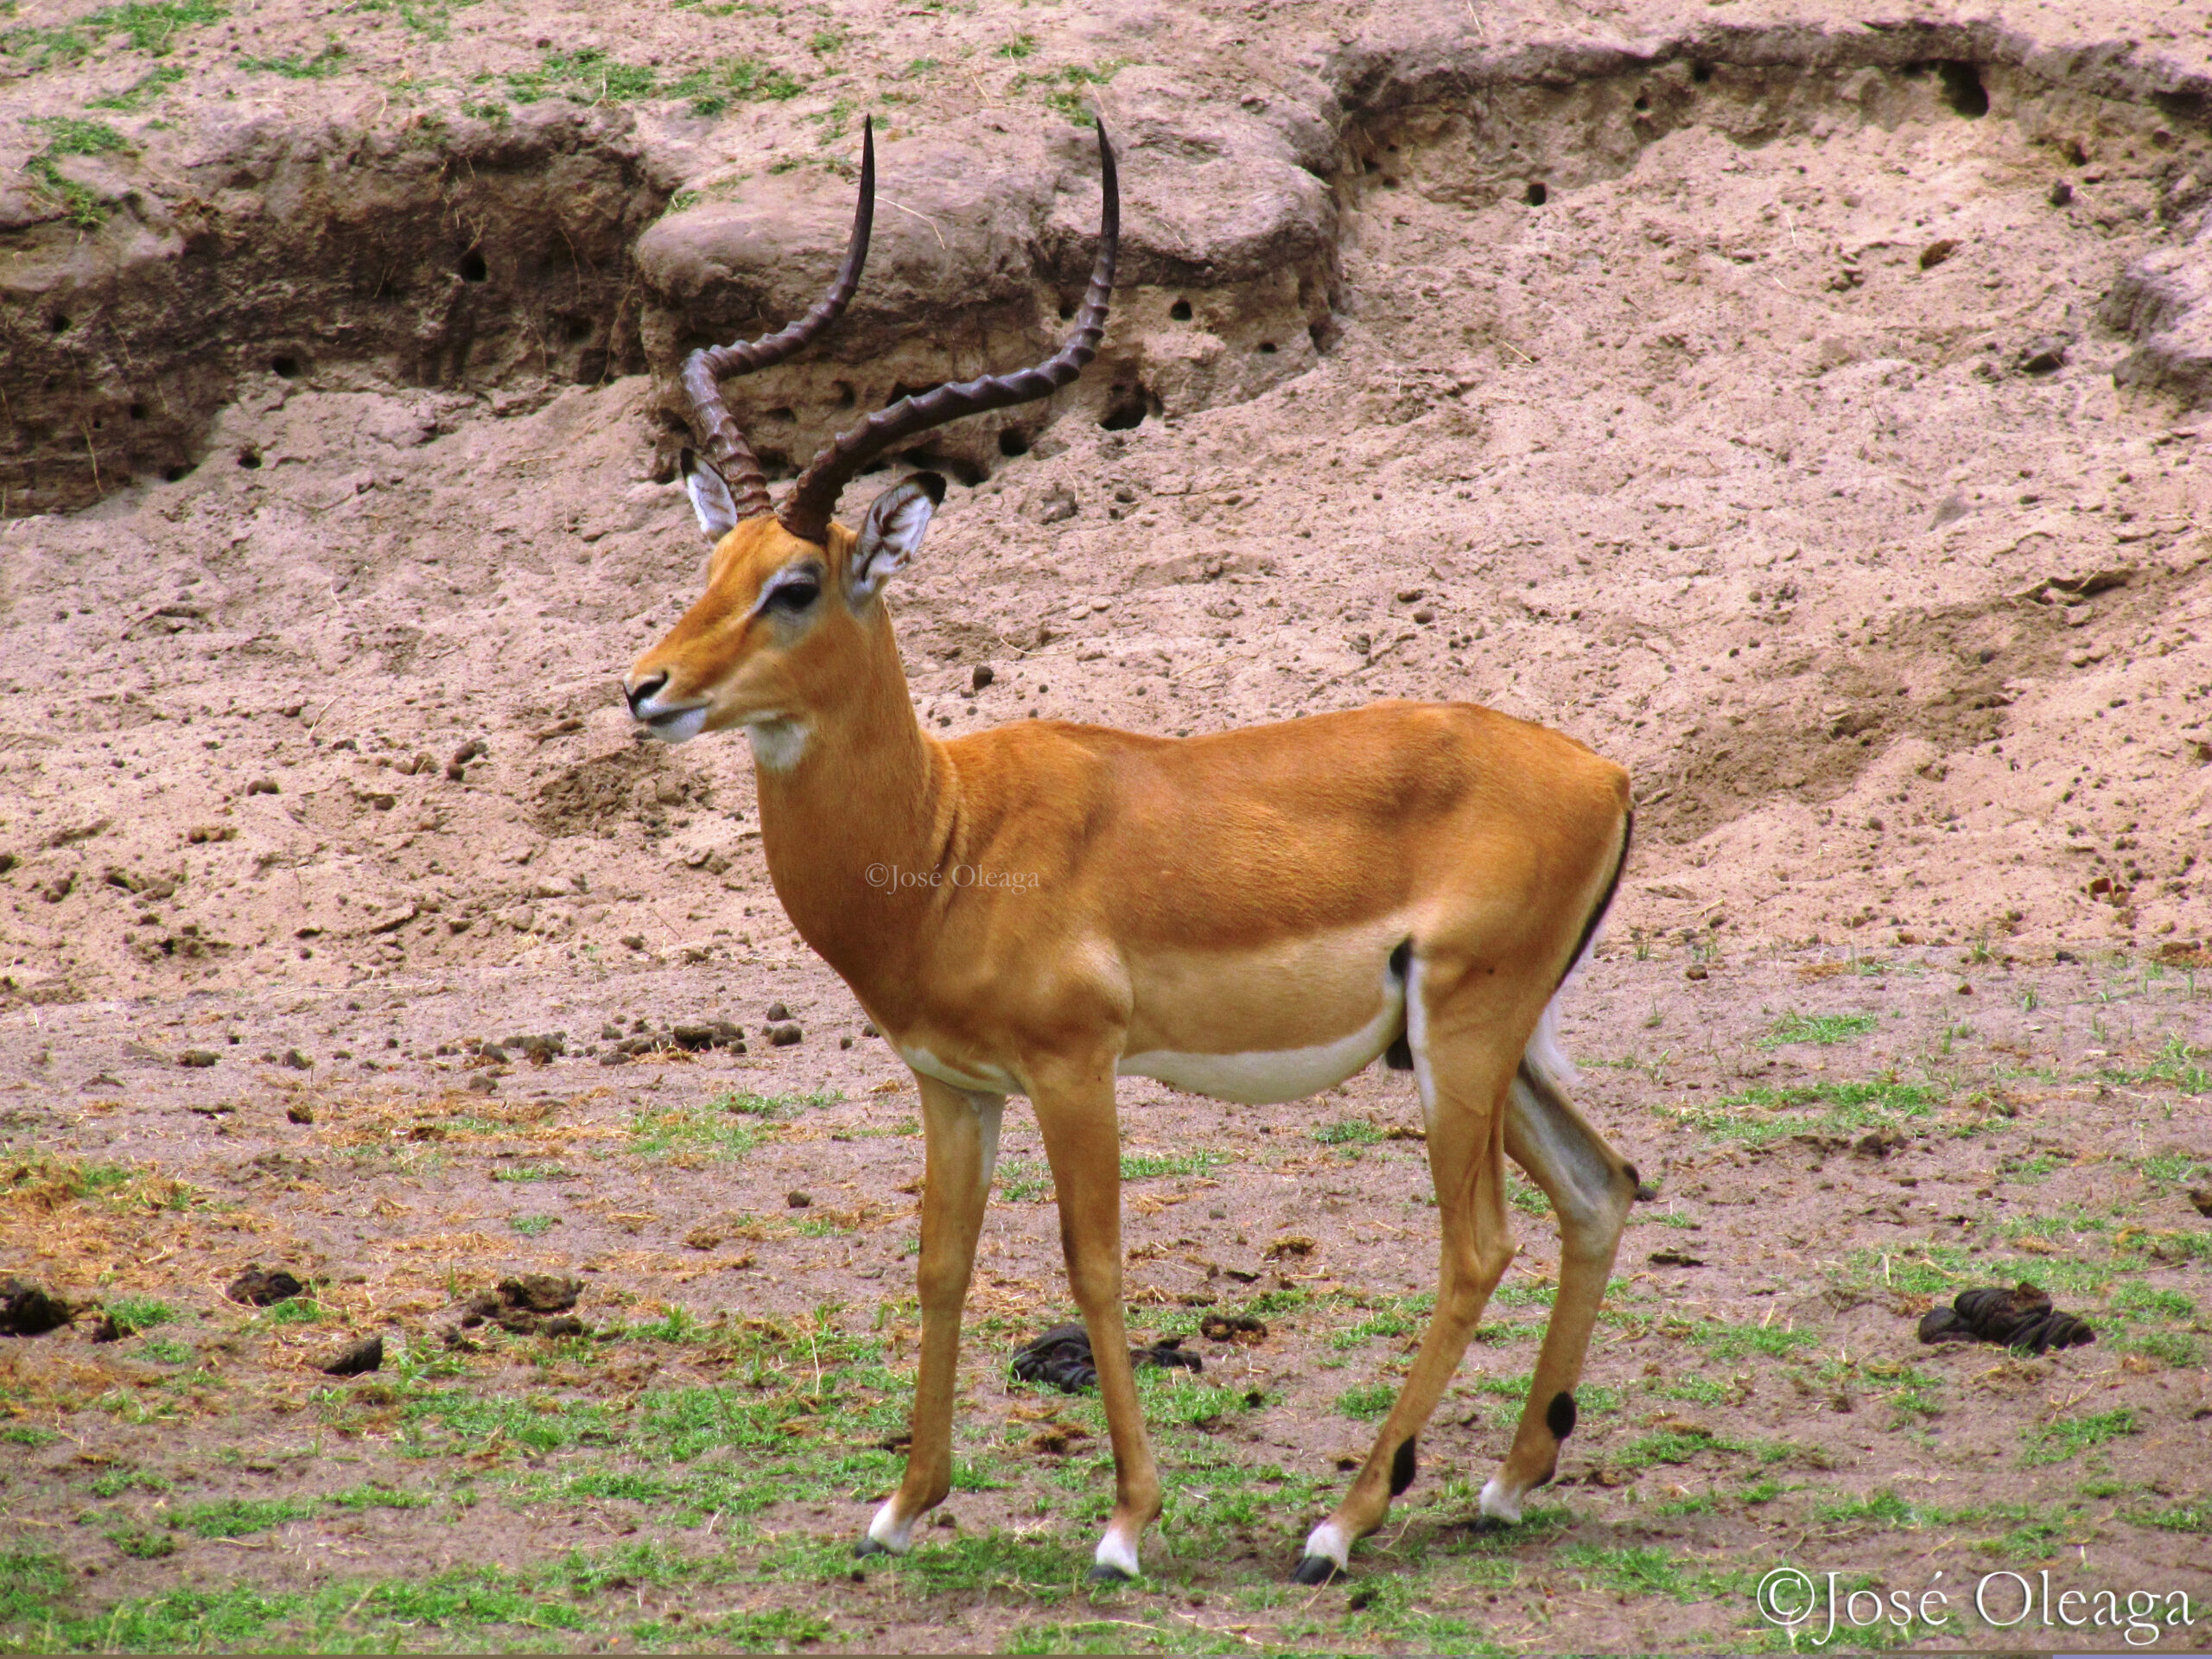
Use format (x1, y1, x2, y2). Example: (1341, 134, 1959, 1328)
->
(767, 577, 820, 613)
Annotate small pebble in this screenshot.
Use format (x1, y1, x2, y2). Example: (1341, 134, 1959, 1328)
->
(786, 1190, 812, 1209)
(287, 1103, 315, 1125)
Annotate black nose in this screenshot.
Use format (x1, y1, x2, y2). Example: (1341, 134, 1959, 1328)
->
(626, 671, 668, 718)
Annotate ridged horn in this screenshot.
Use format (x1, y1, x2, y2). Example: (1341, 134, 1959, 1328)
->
(778, 120, 1118, 545)
(677, 117, 876, 521)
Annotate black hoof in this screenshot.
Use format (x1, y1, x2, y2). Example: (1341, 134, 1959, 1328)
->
(853, 1537, 890, 1558)
(1291, 1554, 1343, 1586)
(1087, 1562, 1136, 1584)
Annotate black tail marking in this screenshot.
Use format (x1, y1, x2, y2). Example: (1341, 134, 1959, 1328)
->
(1384, 938, 1415, 1069)
(1556, 808, 1632, 994)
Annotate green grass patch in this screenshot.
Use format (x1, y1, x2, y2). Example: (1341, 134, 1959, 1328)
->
(995, 1158, 1051, 1202)
(240, 38, 344, 76)
(2135, 1501, 2211, 1534)
(169, 1497, 315, 1538)
(1661, 1077, 1940, 1142)
(99, 1294, 175, 1336)
(3, 1, 221, 70)
(2102, 1038, 2209, 1095)
(86, 61, 184, 107)
(509, 1213, 559, 1236)
(1686, 1320, 1817, 1360)
(2023, 1408, 2139, 1466)
(1119, 1149, 1223, 1181)
(1758, 1010, 1878, 1047)
(1313, 1117, 1382, 1147)
(629, 1105, 764, 1160)
(1334, 1381, 1396, 1420)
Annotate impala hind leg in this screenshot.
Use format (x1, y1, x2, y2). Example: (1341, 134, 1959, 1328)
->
(861, 1076, 1003, 1556)
(1032, 1068, 1161, 1582)
(1295, 1001, 1522, 1584)
(1481, 1053, 1638, 1522)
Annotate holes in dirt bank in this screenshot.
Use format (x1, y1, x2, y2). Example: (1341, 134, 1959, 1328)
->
(48, 314, 70, 334)
(1309, 316, 1338, 355)
(1690, 61, 1713, 84)
(1256, 340, 1277, 355)
(1634, 93, 1651, 112)
(765, 405, 795, 423)
(162, 463, 194, 483)
(270, 355, 301, 379)
(564, 316, 594, 343)
(997, 428, 1031, 458)
(1936, 60, 1989, 118)
(129, 403, 147, 421)
(897, 447, 985, 486)
(1524, 181, 1549, 207)
(1099, 385, 1154, 430)
(1058, 299, 1076, 321)
(237, 448, 262, 470)
(1170, 298, 1193, 321)
(458, 250, 490, 283)
(834, 380, 855, 408)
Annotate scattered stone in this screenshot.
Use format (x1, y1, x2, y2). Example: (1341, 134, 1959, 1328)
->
(671, 1021, 743, 1052)
(178, 1049, 219, 1068)
(2049, 180, 2073, 207)
(245, 778, 280, 796)
(767, 1022, 803, 1046)
(1918, 1282, 2094, 1353)
(1011, 1323, 1203, 1393)
(1955, 981, 1974, 995)
(971, 664, 995, 690)
(1918, 238, 1958, 270)
(1198, 1312, 1268, 1344)
(861, 1022, 880, 1038)
(227, 1266, 304, 1306)
(765, 1001, 791, 1022)
(281, 1048, 313, 1070)
(287, 1103, 315, 1125)
(2017, 336, 2068, 375)
(321, 1335, 385, 1376)
(685, 1226, 722, 1250)
(464, 1073, 498, 1095)
(500, 1032, 566, 1064)
(1684, 964, 1708, 981)
(1262, 1235, 1315, 1261)
(1854, 1127, 1907, 1158)
(0, 1277, 73, 1336)
(447, 738, 487, 782)
(501, 1274, 582, 1313)
(786, 1190, 812, 1209)
(1033, 486, 1077, 524)
(1648, 1248, 1705, 1267)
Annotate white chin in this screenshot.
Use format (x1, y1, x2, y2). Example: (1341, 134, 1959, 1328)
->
(646, 708, 709, 745)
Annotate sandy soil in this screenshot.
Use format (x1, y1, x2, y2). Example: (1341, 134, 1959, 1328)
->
(3, 0, 2211, 1649)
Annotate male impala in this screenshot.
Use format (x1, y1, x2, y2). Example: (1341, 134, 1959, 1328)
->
(624, 118, 1642, 1585)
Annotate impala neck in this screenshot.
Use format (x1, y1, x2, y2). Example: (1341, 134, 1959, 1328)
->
(749, 604, 952, 1005)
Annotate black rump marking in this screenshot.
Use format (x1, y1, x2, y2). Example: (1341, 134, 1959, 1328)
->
(1384, 938, 1416, 1069)
(1390, 1437, 1417, 1496)
(1547, 1390, 1577, 1441)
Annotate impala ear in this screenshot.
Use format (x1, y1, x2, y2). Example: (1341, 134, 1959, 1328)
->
(680, 450, 741, 543)
(848, 472, 945, 606)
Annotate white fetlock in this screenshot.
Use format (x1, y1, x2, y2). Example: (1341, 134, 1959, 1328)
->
(1478, 1477, 1524, 1523)
(867, 1499, 919, 1554)
(1093, 1525, 1141, 1580)
(1300, 1518, 1351, 1572)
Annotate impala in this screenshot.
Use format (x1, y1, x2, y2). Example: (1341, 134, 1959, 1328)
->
(624, 118, 1642, 1585)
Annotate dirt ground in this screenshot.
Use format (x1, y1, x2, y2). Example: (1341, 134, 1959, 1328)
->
(3, 0, 2212, 1649)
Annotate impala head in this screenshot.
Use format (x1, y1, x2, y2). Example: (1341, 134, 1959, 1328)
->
(623, 114, 1119, 760)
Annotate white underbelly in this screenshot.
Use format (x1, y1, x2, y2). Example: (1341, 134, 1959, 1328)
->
(900, 1045, 1020, 1094)
(1117, 981, 1403, 1106)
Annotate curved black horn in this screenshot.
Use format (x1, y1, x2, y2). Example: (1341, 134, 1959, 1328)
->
(779, 119, 1118, 544)
(679, 117, 876, 521)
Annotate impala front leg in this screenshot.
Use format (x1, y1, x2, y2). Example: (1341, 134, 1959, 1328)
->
(1032, 1065, 1161, 1582)
(861, 1074, 1003, 1557)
